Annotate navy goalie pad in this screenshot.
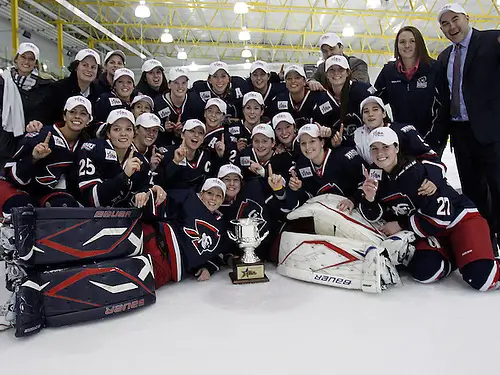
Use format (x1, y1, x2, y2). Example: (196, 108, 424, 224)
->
(11, 207, 143, 267)
(14, 255, 156, 337)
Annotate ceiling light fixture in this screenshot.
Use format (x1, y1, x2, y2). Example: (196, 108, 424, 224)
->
(238, 26, 251, 41)
(342, 25, 355, 37)
(241, 47, 252, 58)
(234, 2, 249, 14)
(366, 0, 382, 9)
(177, 49, 187, 60)
(135, 0, 151, 18)
(189, 61, 198, 71)
(161, 29, 173, 43)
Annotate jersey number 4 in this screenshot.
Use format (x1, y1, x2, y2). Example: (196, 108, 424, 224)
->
(79, 158, 96, 176)
(436, 197, 451, 216)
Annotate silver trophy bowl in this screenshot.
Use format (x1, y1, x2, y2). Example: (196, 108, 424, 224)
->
(227, 218, 269, 263)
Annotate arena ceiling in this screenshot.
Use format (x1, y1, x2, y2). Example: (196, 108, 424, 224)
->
(3, 0, 500, 68)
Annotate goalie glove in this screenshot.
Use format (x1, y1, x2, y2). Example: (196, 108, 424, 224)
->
(380, 231, 416, 266)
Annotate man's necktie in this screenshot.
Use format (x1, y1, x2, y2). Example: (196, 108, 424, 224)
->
(450, 44, 462, 118)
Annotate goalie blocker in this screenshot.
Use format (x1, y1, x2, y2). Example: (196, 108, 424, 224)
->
(15, 255, 156, 337)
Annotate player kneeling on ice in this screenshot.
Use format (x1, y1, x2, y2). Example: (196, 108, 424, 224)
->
(359, 127, 499, 290)
(142, 178, 233, 288)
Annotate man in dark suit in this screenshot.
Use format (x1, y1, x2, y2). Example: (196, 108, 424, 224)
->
(428, 3, 500, 253)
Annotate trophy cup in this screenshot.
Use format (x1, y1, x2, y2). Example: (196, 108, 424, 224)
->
(227, 218, 269, 284)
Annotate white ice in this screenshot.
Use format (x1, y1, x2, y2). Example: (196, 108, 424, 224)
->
(1, 145, 499, 375)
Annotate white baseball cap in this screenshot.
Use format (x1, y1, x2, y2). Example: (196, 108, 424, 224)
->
(113, 68, 135, 83)
(104, 50, 126, 64)
(131, 95, 154, 110)
(106, 109, 135, 126)
(438, 3, 467, 22)
(183, 119, 206, 133)
(325, 55, 350, 71)
(318, 33, 343, 48)
(218, 164, 243, 179)
(169, 67, 189, 82)
(251, 123, 275, 139)
(64, 96, 93, 121)
(368, 127, 399, 146)
(17, 42, 40, 61)
(141, 59, 164, 73)
(201, 178, 227, 196)
(360, 96, 385, 113)
(75, 48, 101, 65)
(205, 98, 227, 114)
(243, 91, 265, 107)
(297, 123, 321, 141)
(250, 60, 270, 74)
(284, 65, 306, 79)
(209, 61, 230, 76)
(135, 113, 164, 131)
(272, 112, 295, 129)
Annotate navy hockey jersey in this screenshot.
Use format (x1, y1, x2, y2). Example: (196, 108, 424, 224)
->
(245, 80, 287, 119)
(236, 146, 294, 182)
(158, 189, 232, 280)
(154, 145, 214, 191)
(93, 92, 130, 124)
(77, 139, 152, 207)
(3, 125, 81, 197)
(359, 157, 478, 238)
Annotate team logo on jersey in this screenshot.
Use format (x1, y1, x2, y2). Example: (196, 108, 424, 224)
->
(368, 86, 377, 94)
(81, 142, 95, 151)
(400, 125, 416, 133)
(319, 101, 333, 115)
(239, 156, 251, 167)
(299, 167, 313, 178)
(200, 91, 211, 102)
(278, 101, 288, 110)
(109, 98, 122, 106)
(183, 219, 221, 255)
(416, 76, 427, 89)
(52, 136, 65, 148)
(344, 149, 358, 160)
(35, 161, 73, 188)
(105, 149, 118, 161)
(228, 126, 241, 135)
(235, 87, 243, 98)
(381, 193, 416, 216)
(25, 132, 40, 138)
(236, 199, 265, 225)
(158, 107, 171, 119)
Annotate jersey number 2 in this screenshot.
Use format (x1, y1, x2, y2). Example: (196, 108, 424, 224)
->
(79, 158, 96, 176)
(437, 197, 451, 216)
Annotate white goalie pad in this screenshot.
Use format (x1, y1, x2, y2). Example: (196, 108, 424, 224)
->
(277, 231, 401, 293)
(286, 194, 385, 244)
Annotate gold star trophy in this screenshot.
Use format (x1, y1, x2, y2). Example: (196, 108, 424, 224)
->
(227, 218, 269, 284)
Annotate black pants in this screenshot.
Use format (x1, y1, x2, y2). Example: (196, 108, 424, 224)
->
(450, 121, 500, 245)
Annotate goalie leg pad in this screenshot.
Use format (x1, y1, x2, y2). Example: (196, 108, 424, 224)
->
(286, 194, 385, 244)
(14, 255, 156, 337)
(277, 231, 401, 293)
(12, 207, 144, 266)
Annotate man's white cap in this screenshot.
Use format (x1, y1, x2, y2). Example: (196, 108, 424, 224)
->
(183, 119, 206, 133)
(113, 68, 135, 83)
(297, 123, 321, 140)
(205, 98, 227, 114)
(131, 95, 154, 110)
(368, 127, 399, 146)
(272, 112, 295, 129)
(64, 96, 93, 121)
(209, 61, 230, 76)
(218, 164, 243, 179)
(169, 67, 189, 82)
(250, 60, 270, 74)
(325, 55, 350, 71)
(243, 91, 264, 107)
(106, 108, 135, 126)
(201, 178, 227, 196)
(75, 48, 101, 65)
(284, 65, 306, 79)
(141, 59, 164, 73)
(17, 42, 40, 61)
(438, 3, 467, 22)
(135, 113, 164, 131)
(360, 96, 385, 113)
(104, 50, 126, 64)
(318, 33, 343, 48)
(251, 123, 275, 139)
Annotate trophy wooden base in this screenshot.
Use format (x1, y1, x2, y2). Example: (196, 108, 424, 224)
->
(229, 261, 269, 284)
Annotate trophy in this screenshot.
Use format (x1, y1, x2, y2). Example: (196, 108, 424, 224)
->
(227, 218, 269, 284)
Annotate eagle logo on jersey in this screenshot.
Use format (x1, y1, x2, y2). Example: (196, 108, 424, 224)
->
(183, 219, 221, 255)
(382, 193, 416, 216)
(237, 199, 266, 225)
(35, 161, 73, 188)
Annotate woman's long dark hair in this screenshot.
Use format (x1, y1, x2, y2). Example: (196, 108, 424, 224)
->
(394, 26, 432, 65)
(136, 71, 169, 95)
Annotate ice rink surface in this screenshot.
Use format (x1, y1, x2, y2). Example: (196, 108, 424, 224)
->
(1, 146, 499, 375)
